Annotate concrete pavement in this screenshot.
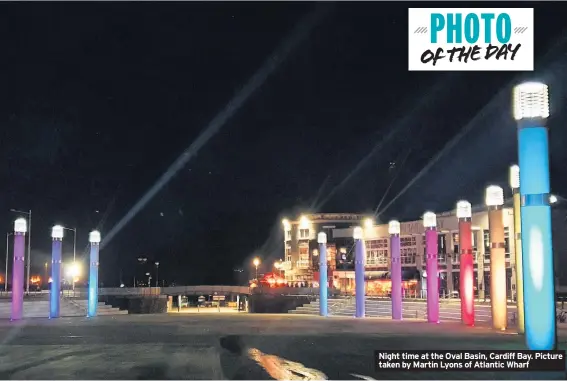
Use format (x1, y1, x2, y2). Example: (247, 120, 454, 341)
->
(0, 314, 565, 379)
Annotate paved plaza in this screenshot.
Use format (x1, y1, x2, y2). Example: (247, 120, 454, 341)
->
(0, 313, 565, 379)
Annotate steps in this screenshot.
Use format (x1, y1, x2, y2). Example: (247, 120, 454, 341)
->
(290, 298, 518, 323)
(0, 298, 127, 319)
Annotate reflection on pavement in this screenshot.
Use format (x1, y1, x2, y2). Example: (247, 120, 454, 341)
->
(247, 347, 328, 380)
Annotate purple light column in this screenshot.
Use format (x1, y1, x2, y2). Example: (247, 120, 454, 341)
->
(389, 220, 402, 320)
(424, 212, 439, 323)
(11, 218, 27, 321)
(354, 227, 365, 318)
(50, 225, 64, 319)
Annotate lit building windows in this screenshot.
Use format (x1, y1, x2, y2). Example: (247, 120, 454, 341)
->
(299, 228, 310, 239)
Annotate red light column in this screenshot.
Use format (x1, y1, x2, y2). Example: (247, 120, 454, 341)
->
(456, 201, 474, 326)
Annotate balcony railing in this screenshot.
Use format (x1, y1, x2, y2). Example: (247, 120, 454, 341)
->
(365, 258, 387, 266)
(296, 260, 310, 269)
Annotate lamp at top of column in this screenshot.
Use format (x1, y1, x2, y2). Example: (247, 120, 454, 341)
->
(510, 164, 525, 334)
(513, 81, 555, 350)
(353, 226, 365, 318)
(317, 232, 328, 317)
(52, 225, 64, 240)
(14, 218, 27, 234)
(456, 200, 474, 326)
(89, 230, 101, 244)
(389, 220, 402, 320)
(485, 185, 507, 331)
(423, 211, 439, 323)
(11, 218, 27, 321)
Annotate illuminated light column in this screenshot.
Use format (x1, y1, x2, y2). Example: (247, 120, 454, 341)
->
(513, 82, 556, 349)
(389, 220, 402, 320)
(510, 165, 525, 334)
(456, 201, 474, 326)
(88, 230, 101, 317)
(318, 232, 328, 317)
(11, 218, 27, 321)
(486, 186, 507, 331)
(423, 212, 439, 323)
(50, 225, 64, 318)
(353, 226, 365, 318)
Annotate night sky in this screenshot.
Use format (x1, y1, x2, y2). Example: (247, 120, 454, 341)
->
(1, 2, 566, 287)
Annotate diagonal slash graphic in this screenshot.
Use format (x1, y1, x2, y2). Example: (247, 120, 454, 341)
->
(414, 27, 428, 34)
(514, 26, 528, 34)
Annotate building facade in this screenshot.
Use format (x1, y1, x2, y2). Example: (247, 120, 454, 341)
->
(282, 204, 567, 297)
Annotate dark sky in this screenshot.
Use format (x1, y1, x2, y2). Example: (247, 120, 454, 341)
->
(1, 2, 566, 287)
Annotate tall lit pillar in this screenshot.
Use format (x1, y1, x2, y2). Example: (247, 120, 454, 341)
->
(423, 212, 439, 323)
(11, 218, 27, 321)
(353, 226, 365, 318)
(510, 165, 525, 334)
(389, 220, 402, 320)
(88, 230, 101, 317)
(456, 201, 474, 326)
(318, 232, 328, 316)
(486, 186, 507, 331)
(50, 225, 64, 318)
(513, 82, 556, 349)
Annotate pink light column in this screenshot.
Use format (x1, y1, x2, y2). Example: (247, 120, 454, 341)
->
(423, 212, 439, 323)
(11, 218, 27, 321)
(456, 201, 475, 326)
(389, 220, 402, 320)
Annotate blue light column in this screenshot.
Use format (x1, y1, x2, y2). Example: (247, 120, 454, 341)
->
(88, 230, 101, 317)
(513, 82, 556, 350)
(318, 232, 328, 317)
(354, 227, 365, 318)
(50, 225, 64, 318)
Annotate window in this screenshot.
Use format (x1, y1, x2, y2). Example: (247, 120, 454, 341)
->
(365, 239, 388, 266)
(452, 233, 459, 254)
(483, 229, 490, 261)
(285, 230, 291, 241)
(299, 228, 310, 239)
(285, 246, 291, 263)
(400, 236, 417, 265)
(504, 227, 510, 258)
(299, 245, 309, 261)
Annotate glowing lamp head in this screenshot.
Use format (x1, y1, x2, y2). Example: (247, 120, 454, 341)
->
(485, 185, 504, 206)
(388, 220, 400, 235)
(281, 218, 291, 231)
(89, 230, 101, 243)
(317, 232, 327, 244)
(51, 225, 64, 239)
(353, 226, 363, 240)
(550, 194, 558, 204)
(513, 82, 549, 121)
(456, 201, 472, 219)
(14, 218, 27, 233)
(509, 165, 520, 189)
(363, 218, 374, 230)
(423, 212, 437, 228)
(253, 257, 260, 267)
(299, 215, 310, 229)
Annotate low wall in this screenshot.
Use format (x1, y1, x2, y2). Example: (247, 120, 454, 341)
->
(249, 294, 313, 313)
(101, 295, 168, 314)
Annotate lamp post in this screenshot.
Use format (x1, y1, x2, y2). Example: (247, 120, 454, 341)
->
(11, 218, 27, 320)
(485, 185, 507, 331)
(44, 262, 48, 289)
(253, 258, 260, 280)
(5, 232, 13, 292)
(62, 227, 77, 290)
(510, 164, 525, 334)
(318, 232, 328, 317)
(423, 211, 439, 324)
(389, 220, 402, 320)
(456, 200, 474, 326)
(155, 262, 160, 287)
(353, 226, 365, 318)
(9, 209, 31, 294)
(50, 225, 64, 318)
(88, 230, 101, 317)
(513, 81, 556, 349)
(145, 272, 152, 287)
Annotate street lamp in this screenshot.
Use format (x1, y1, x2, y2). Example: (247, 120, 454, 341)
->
(5, 232, 13, 292)
(9, 209, 31, 294)
(62, 227, 77, 290)
(513, 81, 555, 350)
(155, 262, 160, 287)
(145, 272, 152, 287)
(253, 257, 260, 280)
